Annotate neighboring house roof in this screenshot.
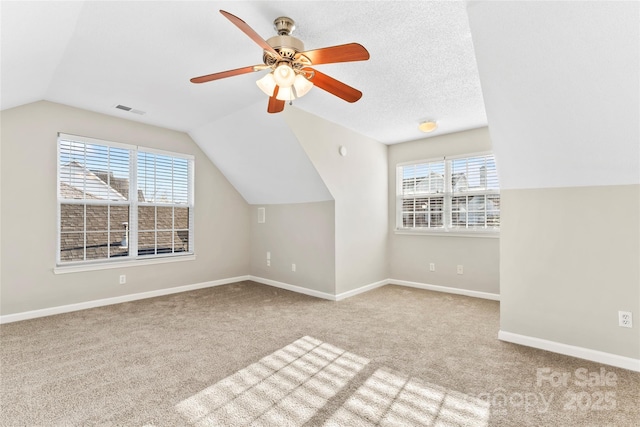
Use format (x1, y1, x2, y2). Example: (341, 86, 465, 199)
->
(452, 173, 468, 191)
(60, 161, 127, 200)
(416, 172, 445, 193)
(403, 172, 450, 195)
(93, 171, 129, 199)
(60, 182, 101, 200)
(403, 172, 474, 195)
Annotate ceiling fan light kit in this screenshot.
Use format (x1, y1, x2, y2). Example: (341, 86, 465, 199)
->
(256, 73, 277, 96)
(190, 10, 370, 113)
(293, 74, 313, 97)
(276, 86, 295, 102)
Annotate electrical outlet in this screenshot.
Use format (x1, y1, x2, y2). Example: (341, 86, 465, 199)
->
(618, 311, 632, 328)
(266, 259, 271, 267)
(119, 274, 126, 284)
(456, 265, 464, 275)
(292, 263, 296, 272)
(429, 263, 435, 272)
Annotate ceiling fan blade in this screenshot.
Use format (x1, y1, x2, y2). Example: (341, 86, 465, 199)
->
(190, 65, 265, 84)
(306, 68, 363, 103)
(267, 86, 285, 113)
(298, 43, 369, 66)
(220, 10, 281, 59)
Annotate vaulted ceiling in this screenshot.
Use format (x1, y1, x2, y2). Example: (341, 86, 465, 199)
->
(6, 2, 634, 204)
(2, 1, 490, 204)
(1, 1, 486, 144)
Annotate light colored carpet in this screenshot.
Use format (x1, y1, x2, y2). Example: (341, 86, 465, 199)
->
(1, 281, 638, 426)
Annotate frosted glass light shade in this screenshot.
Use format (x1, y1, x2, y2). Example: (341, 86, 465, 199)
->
(256, 73, 276, 97)
(273, 64, 296, 88)
(419, 121, 438, 133)
(293, 74, 313, 98)
(275, 86, 295, 101)
(257, 66, 313, 100)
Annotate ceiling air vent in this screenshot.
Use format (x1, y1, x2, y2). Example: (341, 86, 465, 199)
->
(114, 104, 146, 115)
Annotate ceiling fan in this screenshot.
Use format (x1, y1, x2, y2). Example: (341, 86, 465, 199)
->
(190, 10, 370, 113)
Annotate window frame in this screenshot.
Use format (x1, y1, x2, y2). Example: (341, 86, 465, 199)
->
(396, 151, 500, 237)
(55, 133, 195, 272)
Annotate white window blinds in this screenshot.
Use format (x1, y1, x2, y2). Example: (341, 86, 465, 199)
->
(137, 151, 192, 257)
(397, 154, 500, 232)
(57, 134, 194, 265)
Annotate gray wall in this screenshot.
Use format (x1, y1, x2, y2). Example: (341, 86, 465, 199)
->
(501, 186, 639, 358)
(249, 201, 336, 295)
(284, 107, 389, 294)
(388, 128, 499, 295)
(468, 1, 640, 360)
(0, 101, 251, 315)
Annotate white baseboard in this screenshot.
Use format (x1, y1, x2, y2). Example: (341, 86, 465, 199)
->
(0, 275, 250, 324)
(0, 276, 498, 325)
(7, 274, 635, 372)
(389, 279, 500, 301)
(248, 276, 499, 302)
(249, 276, 390, 302)
(335, 279, 389, 301)
(499, 330, 640, 372)
(248, 276, 336, 301)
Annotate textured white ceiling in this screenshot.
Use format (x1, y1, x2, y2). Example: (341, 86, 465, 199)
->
(1, 1, 489, 205)
(1, 1, 486, 144)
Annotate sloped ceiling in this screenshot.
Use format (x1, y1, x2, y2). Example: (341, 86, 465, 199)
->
(0, 1, 84, 110)
(1, 1, 485, 142)
(467, 1, 639, 190)
(190, 102, 332, 204)
(1, 1, 486, 204)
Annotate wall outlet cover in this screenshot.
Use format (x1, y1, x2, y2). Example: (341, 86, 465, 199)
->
(618, 311, 632, 328)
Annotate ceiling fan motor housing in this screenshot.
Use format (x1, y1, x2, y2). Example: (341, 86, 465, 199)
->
(264, 16, 305, 65)
(266, 35, 304, 60)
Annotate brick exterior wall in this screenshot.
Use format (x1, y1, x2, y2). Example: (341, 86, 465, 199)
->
(60, 204, 189, 262)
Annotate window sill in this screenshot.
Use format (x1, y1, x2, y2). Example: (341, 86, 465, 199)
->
(54, 254, 196, 274)
(394, 229, 499, 239)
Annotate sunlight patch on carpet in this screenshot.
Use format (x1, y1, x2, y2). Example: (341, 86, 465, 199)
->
(175, 336, 369, 426)
(323, 368, 490, 427)
(176, 336, 490, 426)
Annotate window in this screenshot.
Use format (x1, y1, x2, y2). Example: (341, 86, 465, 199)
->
(57, 133, 194, 266)
(397, 153, 500, 233)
